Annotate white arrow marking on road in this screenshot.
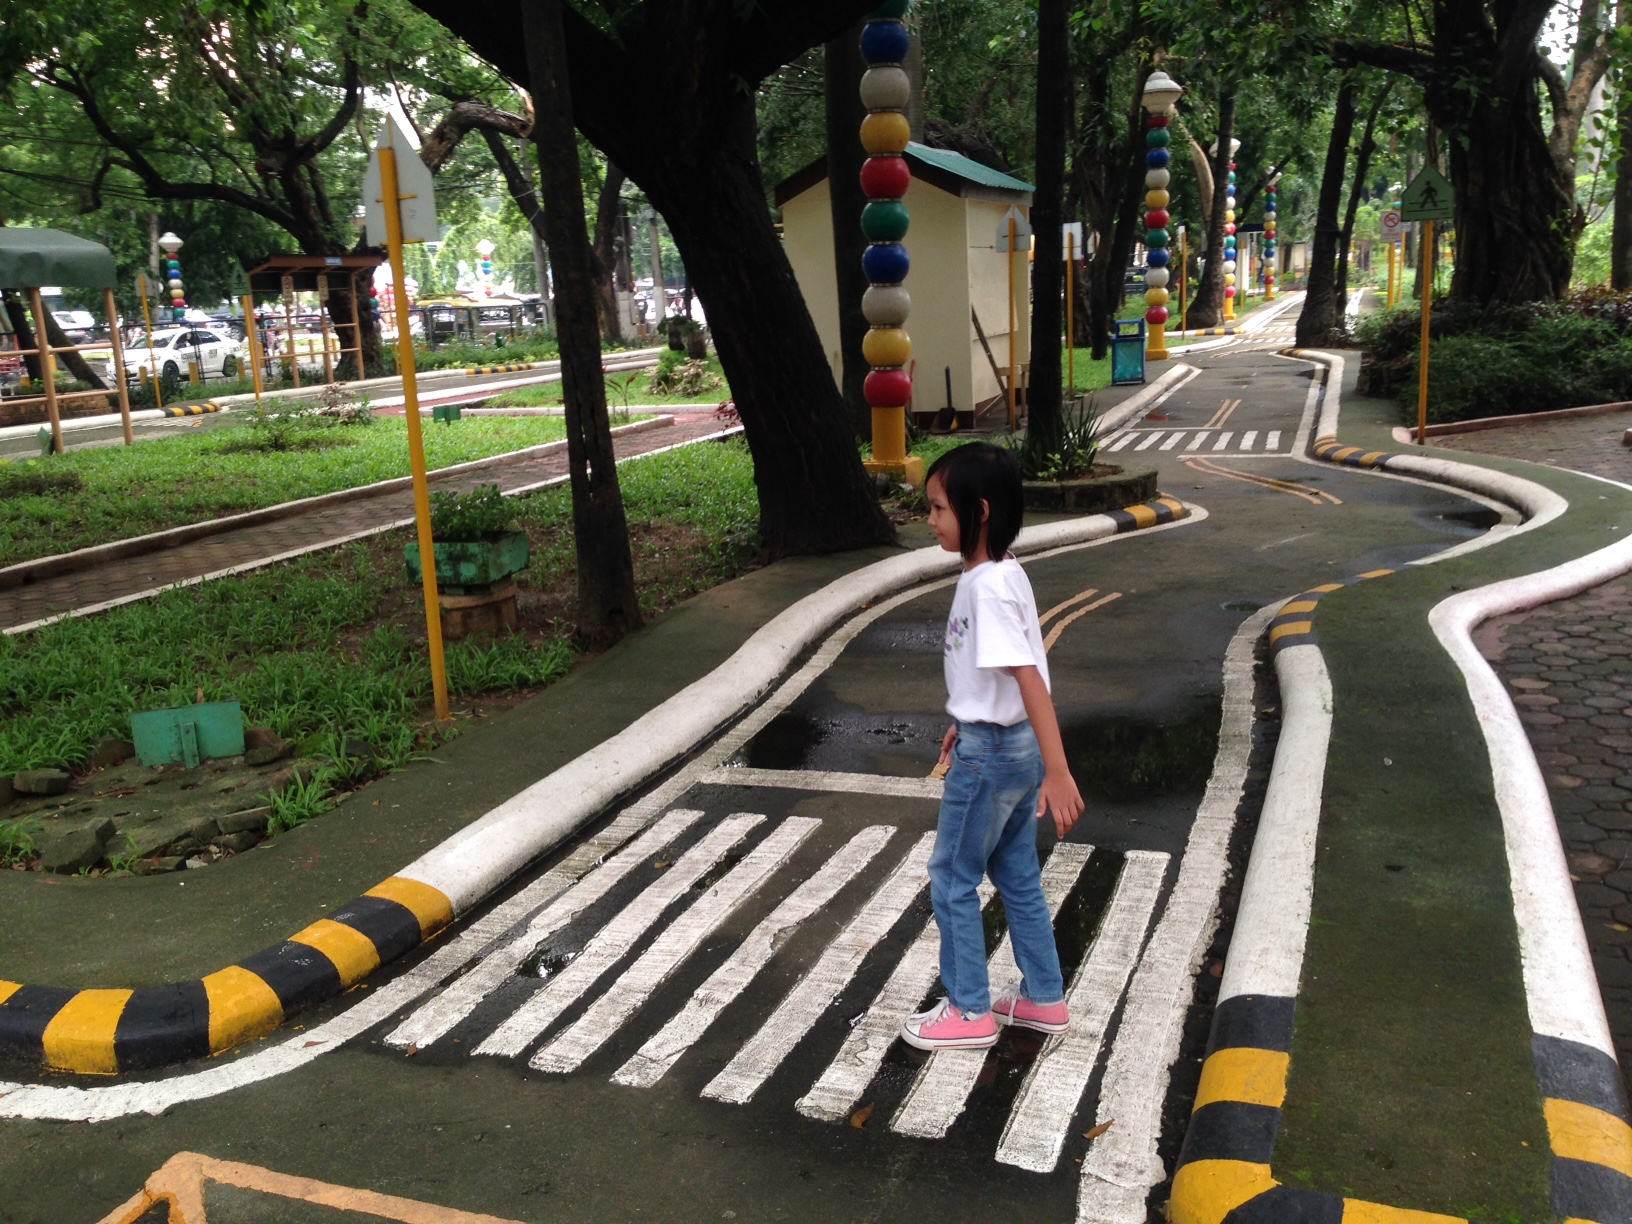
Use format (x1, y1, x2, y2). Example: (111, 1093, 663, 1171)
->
(891, 842, 1094, 1139)
(995, 850, 1168, 1171)
(703, 831, 936, 1106)
(476, 814, 764, 1059)
(614, 825, 898, 1088)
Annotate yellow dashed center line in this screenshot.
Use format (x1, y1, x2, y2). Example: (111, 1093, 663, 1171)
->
(1181, 456, 1342, 506)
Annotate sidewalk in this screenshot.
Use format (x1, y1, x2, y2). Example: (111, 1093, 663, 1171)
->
(0, 414, 731, 633)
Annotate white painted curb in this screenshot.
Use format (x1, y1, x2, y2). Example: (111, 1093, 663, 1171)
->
(1092, 362, 1199, 438)
(398, 510, 1158, 912)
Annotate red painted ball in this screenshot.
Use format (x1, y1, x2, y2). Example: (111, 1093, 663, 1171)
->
(864, 368, 913, 407)
(1224, 286, 1237, 298)
(860, 156, 911, 199)
(1145, 209, 1170, 229)
(1148, 114, 1170, 128)
(1145, 306, 1169, 325)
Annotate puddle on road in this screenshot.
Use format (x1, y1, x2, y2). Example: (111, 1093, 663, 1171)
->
(1423, 505, 1503, 535)
(737, 710, 939, 771)
(1062, 701, 1221, 804)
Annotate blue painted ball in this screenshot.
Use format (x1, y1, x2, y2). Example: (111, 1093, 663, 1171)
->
(1146, 148, 1170, 170)
(1147, 248, 1171, 268)
(860, 20, 910, 65)
(863, 242, 911, 283)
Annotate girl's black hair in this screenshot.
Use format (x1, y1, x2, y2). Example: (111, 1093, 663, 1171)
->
(925, 442, 1023, 562)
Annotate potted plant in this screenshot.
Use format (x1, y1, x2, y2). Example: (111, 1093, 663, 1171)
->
(1010, 397, 1158, 514)
(680, 319, 709, 361)
(404, 484, 530, 590)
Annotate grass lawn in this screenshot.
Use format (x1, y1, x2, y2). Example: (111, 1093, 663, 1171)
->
(0, 414, 619, 569)
(0, 436, 760, 830)
(488, 356, 731, 409)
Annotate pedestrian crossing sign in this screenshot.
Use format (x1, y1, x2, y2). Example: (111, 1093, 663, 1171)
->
(1400, 166, 1454, 222)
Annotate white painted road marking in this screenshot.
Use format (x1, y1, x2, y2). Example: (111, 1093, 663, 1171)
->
(386, 808, 707, 1051)
(703, 767, 943, 801)
(1186, 431, 1210, 451)
(1212, 431, 1233, 451)
(891, 843, 1094, 1139)
(1106, 434, 1137, 453)
(1266, 430, 1281, 451)
(703, 832, 937, 1105)
(532, 817, 820, 1073)
(1133, 432, 1165, 452)
(476, 814, 764, 1059)
(614, 825, 898, 1088)
(1239, 430, 1258, 451)
(996, 850, 1168, 1172)
(796, 881, 995, 1123)
(1158, 433, 1186, 451)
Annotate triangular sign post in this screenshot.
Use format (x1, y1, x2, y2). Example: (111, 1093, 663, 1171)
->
(364, 113, 439, 246)
(1400, 166, 1454, 223)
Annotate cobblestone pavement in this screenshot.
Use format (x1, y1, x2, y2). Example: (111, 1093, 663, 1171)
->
(1478, 583, 1632, 1089)
(0, 414, 733, 632)
(1432, 411, 1632, 483)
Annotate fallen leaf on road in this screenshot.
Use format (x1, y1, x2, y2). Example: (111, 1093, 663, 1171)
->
(405, 1044, 419, 1057)
(850, 1103, 875, 1129)
(653, 861, 671, 870)
(1084, 1119, 1115, 1141)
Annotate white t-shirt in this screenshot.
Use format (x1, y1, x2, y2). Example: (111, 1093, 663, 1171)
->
(943, 558, 1050, 725)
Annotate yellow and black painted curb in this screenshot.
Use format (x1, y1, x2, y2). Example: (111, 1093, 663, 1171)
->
(1265, 568, 1395, 655)
(1182, 327, 1237, 337)
(160, 401, 222, 417)
(463, 361, 547, 376)
(1533, 1033, 1632, 1222)
(1310, 434, 1396, 471)
(0, 876, 451, 1075)
(1108, 495, 1189, 533)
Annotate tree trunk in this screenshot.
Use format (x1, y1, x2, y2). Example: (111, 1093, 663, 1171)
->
(1617, 106, 1632, 290)
(1297, 79, 1356, 346)
(1027, 0, 1070, 464)
(1076, 65, 1149, 361)
(1337, 85, 1389, 306)
(2, 291, 109, 388)
(591, 164, 628, 343)
(825, 22, 871, 438)
(522, 0, 642, 649)
(1189, 90, 1237, 330)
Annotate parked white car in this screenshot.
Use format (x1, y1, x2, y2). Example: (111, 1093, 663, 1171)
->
(119, 326, 245, 384)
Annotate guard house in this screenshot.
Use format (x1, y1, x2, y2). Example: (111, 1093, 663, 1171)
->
(776, 143, 1032, 419)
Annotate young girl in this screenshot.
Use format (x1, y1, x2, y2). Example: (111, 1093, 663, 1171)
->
(902, 442, 1086, 1051)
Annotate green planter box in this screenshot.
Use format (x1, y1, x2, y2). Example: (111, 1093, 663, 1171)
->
(404, 530, 530, 591)
(1022, 466, 1157, 515)
(131, 701, 245, 768)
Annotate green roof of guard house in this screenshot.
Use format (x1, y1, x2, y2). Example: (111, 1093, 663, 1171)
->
(774, 142, 1033, 206)
(902, 142, 1033, 193)
(0, 227, 118, 290)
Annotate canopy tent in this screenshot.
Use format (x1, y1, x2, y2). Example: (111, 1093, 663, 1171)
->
(0, 227, 118, 290)
(0, 228, 130, 451)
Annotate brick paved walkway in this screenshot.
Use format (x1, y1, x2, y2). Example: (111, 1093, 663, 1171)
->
(0, 415, 733, 633)
(1478, 588, 1632, 1089)
(1433, 411, 1632, 484)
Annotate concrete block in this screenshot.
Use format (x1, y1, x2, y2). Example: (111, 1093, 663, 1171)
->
(217, 808, 270, 835)
(13, 769, 70, 796)
(38, 828, 106, 874)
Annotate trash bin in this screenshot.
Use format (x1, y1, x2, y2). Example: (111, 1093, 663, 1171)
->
(1110, 317, 1146, 386)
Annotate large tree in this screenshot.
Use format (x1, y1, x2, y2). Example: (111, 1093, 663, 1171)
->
(1026, 0, 1071, 462)
(413, 0, 893, 558)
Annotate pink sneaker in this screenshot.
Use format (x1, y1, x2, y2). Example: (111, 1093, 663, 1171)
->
(901, 998, 998, 1051)
(992, 988, 1070, 1035)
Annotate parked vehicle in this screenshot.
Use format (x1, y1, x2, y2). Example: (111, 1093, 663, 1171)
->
(119, 326, 246, 384)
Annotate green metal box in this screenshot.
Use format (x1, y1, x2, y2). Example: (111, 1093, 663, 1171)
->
(404, 530, 531, 593)
(1110, 318, 1147, 386)
(131, 701, 246, 768)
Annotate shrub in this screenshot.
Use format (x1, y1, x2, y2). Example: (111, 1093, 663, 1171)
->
(429, 483, 516, 542)
(647, 351, 722, 397)
(1005, 396, 1103, 480)
(1356, 291, 1632, 423)
(0, 462, 82, 498)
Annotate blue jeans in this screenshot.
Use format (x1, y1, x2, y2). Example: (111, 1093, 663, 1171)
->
(928, 719, 1066, 1015)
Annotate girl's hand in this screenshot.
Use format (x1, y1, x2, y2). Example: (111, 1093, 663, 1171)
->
(1037, 768, 1085, 839)
(939, 725, 958, 765)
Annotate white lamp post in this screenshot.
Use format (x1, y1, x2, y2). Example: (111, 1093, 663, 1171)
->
(1141, 70, 1183, 362)
(157, 231, 186, 323)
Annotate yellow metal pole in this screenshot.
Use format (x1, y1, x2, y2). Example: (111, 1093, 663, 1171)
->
(317, 274, 335, 384)
(103, 288, 134, 445)
(282, 297, 302, 388)
(1416, 219, 1435, 446)
(379, 143, 451, 724)
(28, 288, 63, 454)
(1066, 230, 1075, 396)
(1007, 215, 1017, 433)
(242, 295, 264, 402)
(137, 273, 163, 409)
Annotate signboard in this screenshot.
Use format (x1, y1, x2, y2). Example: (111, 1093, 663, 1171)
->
(363, 111, 439, 246)
(1380, 209, 1403, 240)
(1062, 222, 1084, 260)
(995, 206, 1032, 252)
(1400, 167, 1454, 223)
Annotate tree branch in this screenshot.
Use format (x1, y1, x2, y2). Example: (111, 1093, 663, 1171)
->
(422, 100, 532, 172)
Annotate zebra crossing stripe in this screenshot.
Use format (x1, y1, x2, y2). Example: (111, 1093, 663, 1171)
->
(1240, 430, 1258, 451)
(613, 825, 898, 1089)
(531, 817, 821, 1074)
(1133, 433, 1164, 451)
(1212, 431, 1233, 451)
(385, 808, 706, 1051)
(474, 814, 764, 1059)
(1266, 431, 1281, 451)
(995, 850, 1169, 1172)
(1106, 434, 1137, 453)
(1185, 432, 1210, 451)
(703, 831, 937, 1106)
(796, 877, 995, 1123)
(703, 768, 943, 801)
(1158, 433, 1186, 451)
(890, 843, 1094, 1140)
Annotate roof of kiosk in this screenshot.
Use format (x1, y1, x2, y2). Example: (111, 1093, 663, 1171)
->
(0, 227, 118, 290)
(775, 142, 1033, 207)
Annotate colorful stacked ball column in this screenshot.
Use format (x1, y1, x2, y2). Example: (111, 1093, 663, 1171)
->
(1144, 114, 1173, 357)
(167, 255, 186, 323)
(1223, 161, 1238, 321)
(1262, 181, 1277, 300)
(859, 0, 915, 475)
